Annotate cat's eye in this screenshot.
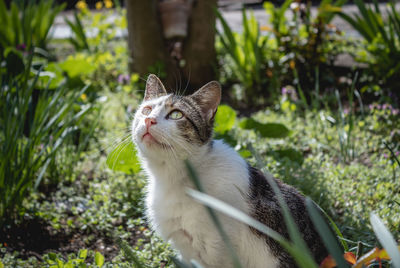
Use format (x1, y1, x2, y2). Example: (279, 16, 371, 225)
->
(168, 110, 183, 120)
(142, 106, 152, 115)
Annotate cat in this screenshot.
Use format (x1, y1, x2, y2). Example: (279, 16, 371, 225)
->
(131, 74, 328, 268)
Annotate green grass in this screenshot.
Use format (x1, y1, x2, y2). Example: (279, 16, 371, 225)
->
(238, 107, 400, 245)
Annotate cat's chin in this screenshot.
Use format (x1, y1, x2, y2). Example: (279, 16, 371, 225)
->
(141, 133, 171, 150)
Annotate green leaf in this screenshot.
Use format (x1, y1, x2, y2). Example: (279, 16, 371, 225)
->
(60, 57, 96, 77)
(240, 118, 290, 138)
(78, 249, 88, 260)
(0, 260, 4, 268)
(94, 252, 105, 267)
(48, 252, 57, 261)
(214, 105, 236, 134)
(107, 141, 141, 174)
(239, 149, 252, 158)
(306, 198, 349, 268)
(370, 213, 400, 268)
(37, 62, 65, 89)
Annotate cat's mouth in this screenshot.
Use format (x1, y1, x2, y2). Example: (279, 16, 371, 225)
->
(142, 131, 171, 149)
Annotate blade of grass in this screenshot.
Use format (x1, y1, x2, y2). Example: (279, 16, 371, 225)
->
(370, 213, 400, 268)
(312, 201, 349, 251)
(306, 198, 349, 268)
(115, 237, 149, 268)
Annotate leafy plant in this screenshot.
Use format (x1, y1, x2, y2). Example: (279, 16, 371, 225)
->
(106, 140, 141, 175)
(216, 8, 279, 106)
(264, 0, 348, 98)
(335, 73, 360, 163)
(65, 12, 90, 52)
(0, 0, 65, 53)
(44, 249, 107, 267)
(239, 118, 290, 138)
(0, 53, 92, 222)
(338, 0, 400, 98)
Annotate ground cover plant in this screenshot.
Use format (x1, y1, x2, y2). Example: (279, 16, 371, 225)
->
(1, 0, 400, 267)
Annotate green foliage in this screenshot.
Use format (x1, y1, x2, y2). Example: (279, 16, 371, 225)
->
(0, 0, 65, 52)
(265, 0, 348, 97)
(116, 237, 149, 268)
(60, 55, 97, 78)
(65, 12, 90, 52)
(335, 74, 359, 163)
(214, 104, 236, 134)
(0, 53, 93, 222)
(306, 198, 349, 268)
(239, 118, 290, 138)
(66, 6, 127, 53)
(216, 8, 279, 105)
(273, 148, 303, 165)
(95, 251, 105, 267)
(106, 141, 141, 175)
(338, 0, 400, 95)
(42, 249, 108, 267)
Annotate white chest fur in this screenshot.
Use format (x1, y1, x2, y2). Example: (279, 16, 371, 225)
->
(141, 140, 278, 268)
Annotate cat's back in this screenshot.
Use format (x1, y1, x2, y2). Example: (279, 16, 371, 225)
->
(247, 167, 329, 267)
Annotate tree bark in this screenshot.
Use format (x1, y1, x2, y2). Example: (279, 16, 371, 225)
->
(126, 0, 217, 93)
(181, 0, 217, 91)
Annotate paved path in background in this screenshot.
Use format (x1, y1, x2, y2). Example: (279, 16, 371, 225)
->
(52, 3, 399, 40)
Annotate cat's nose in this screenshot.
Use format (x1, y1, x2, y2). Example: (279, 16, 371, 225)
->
(145, 117, 157, 128)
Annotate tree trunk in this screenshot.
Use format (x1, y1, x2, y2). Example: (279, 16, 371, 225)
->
(126, 0, 217, 93)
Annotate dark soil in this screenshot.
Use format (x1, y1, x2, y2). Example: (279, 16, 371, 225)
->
(0, 216, 140, 262)
(1, 217, 71, 260)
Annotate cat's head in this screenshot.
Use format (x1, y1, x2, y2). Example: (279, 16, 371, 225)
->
(132, 74, 221, 160)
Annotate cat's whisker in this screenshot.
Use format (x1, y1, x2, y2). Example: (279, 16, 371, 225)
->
(182, 65, 191, 96)
(161, 131, 192, 157)
(101, 130, 131, 144)
(138, 75, 147, 83)
(178, 70, 183, 95)
(101, 133, 132, 154)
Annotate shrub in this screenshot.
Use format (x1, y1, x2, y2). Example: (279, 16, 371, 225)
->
(216, 9, 281, 106)
(0, 51, 93, 223)
(338, 0, 400, 102)
(0, 0, 65, 54)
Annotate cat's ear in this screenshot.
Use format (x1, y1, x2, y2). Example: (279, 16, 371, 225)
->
(191, 81, 221, 121)
(144, 74, 167, 101)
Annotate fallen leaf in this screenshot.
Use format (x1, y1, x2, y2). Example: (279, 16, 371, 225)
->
(344, 252, 356, 265)
(320, 255, 336, 268)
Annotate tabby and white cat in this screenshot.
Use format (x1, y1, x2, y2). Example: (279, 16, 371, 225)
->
(131, 74, 328, 267)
